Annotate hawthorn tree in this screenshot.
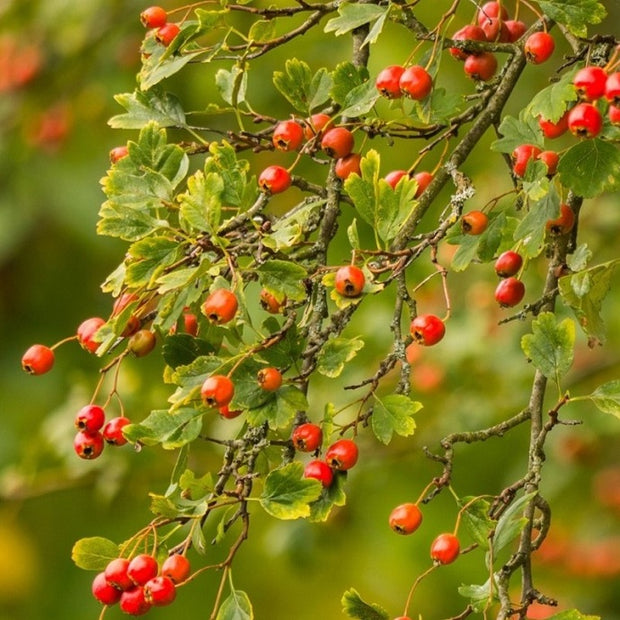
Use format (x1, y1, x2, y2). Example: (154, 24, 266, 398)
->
(18, 0, 620, 619)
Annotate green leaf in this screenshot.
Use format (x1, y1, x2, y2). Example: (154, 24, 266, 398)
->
(309, 471, 347, 522)
(216, 66, 248, 106)
(273, 58, 314, 113)
(558, 139, 620, 198)
(216, 589, 254, 620)
(246, 385, 308, 430)
(97, 203, 170, 241)
(411, 87, 466, 125)
(339, 79, 380, 118)
(584, 380, 620, 420)
(526, 71, 578, 123)
(492, 492, 536, 555)
(248, 19, 277, 43)
(179, 469, 214, 500)
(125, 236, 180, 288)
(262, 198, 325, 251)
(450, 213, 507, 271)
(458, 578, 498, 613)
(204, 141, 255, 209)
(546, 611, 600, 620)
(330, 62, 368, 108)
(260, 462, 323, 520)
(256, 259, 307, 301)
(459, 496, 493, 550)
(521, 312, 575, 383)
(513, 186, 560, 258)
(163, 334, 218, 369)
(71, 537, 119, 571)
(324, 3, 388, 37)
(347, 219, 360, 250)
(537, 0, 606, 37)
(371, 394, 421, 445)
(109, 89, 186, 129)
(123, 408, 204, 449)
(491, 113, 543, 154)
(317, 336, 365, 378)
(341, 588, 389, 620)
(178, 170, 224, 233)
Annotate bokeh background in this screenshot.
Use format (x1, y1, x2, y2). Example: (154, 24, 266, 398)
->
(1, 1, 619, 619)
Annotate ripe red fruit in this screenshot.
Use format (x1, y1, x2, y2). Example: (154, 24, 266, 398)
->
(155, 23, 180, 47)
(105, 557, 133, 591)
(413, 171, 433, 197)
(201, 374, 235, 408)
(74, 430, 105, 460)
(145, 576, 176, 606)
(218, 404, 243, 419)
(464, 52, 498, 81)
(161, 554, 191, 584)
(538, 113, 568, 139)
(524, 32, 555, 64)
(476, 2, 509, 26)
(257, 366, 283, 391)
(102, 416, 131, 446)
(430, 533, 460, 565)
(511, 143, 542, 178)
(258, 165, 292, 194)
(120, 586, 152, 616)
(546, 203, 575, 235)
(128, 554, 159, 587)
(321, 127, 355, 159)
(109, 145, 129, 164)
(140, 6, 168, 29)
(291, 423, 323, 452)
(75, 404, 105, 433)
(505, 20, 527, 42)
(389, 503, 423, 535)
(21, 344, 55, 375)
(202, 288, 238, 324)
(260, 289, 285, 314)
(605, 72, 620, 106)
(77, 317, 105, 354)
(609, 105, 620, 126)
(481, 18, 510, 43)
(335, 152, 362, 180)
(567, 102, 603, 138)
(180, 309, 198, 336)
(272, 119, 304, 152)
(399, 65, 433, 100)
(573, 66, 608, 102)
(92, 571, 122, 605)
(304, 459, 334, 487)
(461, 210, 489, 235)
(410, 314, 445, 346)
(375, 65, 405, 99)
(302, 113, 332, 140)
(128, 329, 156, 357)
(384, 170, 408, 189)
(494, 251, 523, 278)
(537, 150, 559, 176)
(335, 264, 366, 298)
(325, 438, 359, 471)
(449, 25, 487, 60)
(495, 277, 525, 307)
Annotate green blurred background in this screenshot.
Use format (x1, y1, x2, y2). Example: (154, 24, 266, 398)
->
(1, 1, 619, 619)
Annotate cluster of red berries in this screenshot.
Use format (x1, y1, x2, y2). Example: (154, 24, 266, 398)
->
(375, 64, 433, 100)
(74, 404, 130, 460)
(140, 6, 179, 47)
(92, 553, 191, 615)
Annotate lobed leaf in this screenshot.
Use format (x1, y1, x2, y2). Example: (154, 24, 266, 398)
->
(341, 588, 389, 620)
(256, 260, 308, 301)
(109, 89, 186, 129)
(537, 0, 606, 37)
(371, 394, 421, 445)
(317, 336, 365, 378)
(324, 3, 388, 37)
(71, 537, 119, 571)
(491, 113, 543, 154)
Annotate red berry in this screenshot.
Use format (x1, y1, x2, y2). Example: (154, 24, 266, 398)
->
(494, 250, 523, 278)
(128, 554, 159, 587)
(413, 171, 433, 197)
(109, 145, 129, 164)
(102, 416, 131, 446)
(218, 404, 243, 419)
(537, 150, 559, 176)
(180, 309, 198, 336)
(144, 576, 176, 606)
(399, 65, 433, 100)
(92, 571, 122, 606)
(74, 430, 105, 460)
(302, 113, 332, 140)
(573, 66, 608, 102)
(524, 32, 555, 64)
(161, 554, 191, 584)
(463, 52, 498, 81)
(334, 265, 365, 298)
(505, 20, 527, 42)
(75, 404, 105, 433)
(335, 152, 362, 180)
(410, 314, 445, 346)
(481, 18, 510, 43)
(375, 65, 405, 99)
(120, 586, 152, 616)
(430, 533, 460, 565)
(384, 170, 408, 189)
(291, 423, 323, 452)
(202, 288, 238, 324)
(21, 344, 55, 375)
(538, 113, 569, 139)
(605, 72, 620, 106)
(461, 210, 489, 235)
(128, 329, 156, 357)
(257, 366, 283, 391)
(77, 317, 105, 354)
(105, 558, 133, 592)
(567, 102, 603, 138)
(495, 277, 525, 307)
(304, 459, 334, 487)
(609, 104, 620, 126)
(155, 23, 180, 47)
(546, 203, 575, 236)
(511, 144, 542, 178)
(272, 119, 304, 152)
(140, 6, 167, 29)
(321, 127, 355, 159)
(201, 374, 235, 408)
(476, 2, 509, 26)
(258, 165, 292, 194)
(449, 25, 487, 60)
(259, 288, 285, 314)
(325, 438, 359, 471)
(389, 503, 423, 535)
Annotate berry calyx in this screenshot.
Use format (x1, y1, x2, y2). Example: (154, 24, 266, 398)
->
(304, 459, 334, 487)
(389, 503, 423, 535)
(325, 438, 359, 471)
(201, 374, 235, 408)
(258, 165, 292, 194)
(335, 265, 366, 298)
(524, 32, 555, 64)
(399, 65, 433, 100)
(74, 430, 105, 460)
(461, 210, 489, 235)
(144, 576, 176, 606)
(546, 203, 575, 236)
(77, 317, 105, 354)
(102, 416, 131, 446)
(573, 66, 608, 102)
(105, 557, 133, 591)
(430, 533, 460, 565)
(202, 288, 238, 324)
(463, 52, 498, 81)
(410, 314, 445, 346)
(109, 145, 129, 164)
(120, 586, 152, 616)
(161, 554, 191, 584)
(335, 152, 362, 180)
(511, 144, 542, 178)
(605, 72, 620, 106)
(75, 404, 105, 433)
(449, 25, 487, 60)
(140, 6, 168, 29)
(567, 102, 603, 138)
(128, 554, 159, 587)
(155, 23, 180, 47)
(259, 289, 285, 314)
(494, 251, 523, 278)
(272, 119, 304, 152)
(21, 344, 55, 375)
(257, 366, 283, 391)
(127, 329, 156, 357)
(538, 113, 568, 139)
(291, 423, 323, 452)
(495, 277, 525, 307)
(321, 127, 355, 159)
(375, 65, 405, 99)
(92, 571, 122, 606)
